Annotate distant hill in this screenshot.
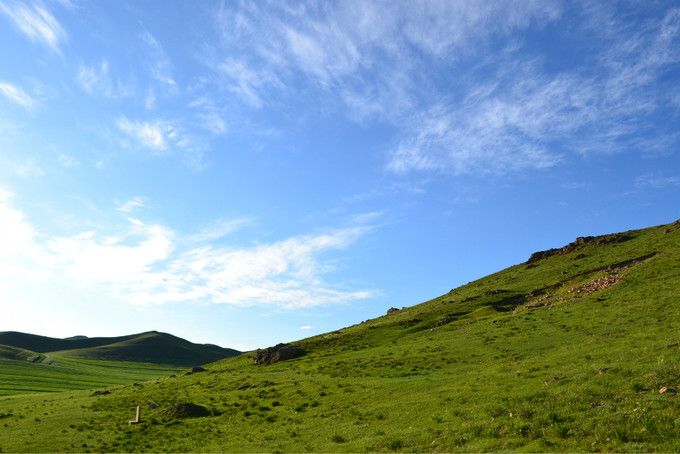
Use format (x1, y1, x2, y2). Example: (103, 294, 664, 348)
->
(0, 331, 240, 367)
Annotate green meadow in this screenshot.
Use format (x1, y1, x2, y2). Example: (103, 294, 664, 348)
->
(0, 354, 180, 396)
(0, 220, 679, 452)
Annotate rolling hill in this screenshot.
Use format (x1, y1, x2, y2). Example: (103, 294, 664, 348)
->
(0, 330, 240, 366)
(0, 219, 678, 452)
(0, 345, 48, 363)
(0, 331, 241, 397)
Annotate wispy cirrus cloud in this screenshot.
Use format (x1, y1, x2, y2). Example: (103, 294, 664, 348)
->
(215, 58, 283, 109)
(189, 97, 228, 135)
(115, 116, 206, 168)
(140, 31, 177, 91)
(634, 173, 680, 190)
(0, 1, 66, 52)
(187, 218, 253, 243)
(76, 60, 133, 99)
(387, 7, 680, 175)
(209, 1, 560, 112)
(116, 116, 176, 152)
(0, 81, 35, 109)
(0, 188, 375, 309)
(206, 2, 680, 176)
(116, 196, 147, 214)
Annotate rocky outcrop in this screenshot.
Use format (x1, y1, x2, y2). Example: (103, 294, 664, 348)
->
(528, 233, 633, 264)
(254, 343, 305, 365)
(386, 307, 401, 315)
(568, 274, 622, 296)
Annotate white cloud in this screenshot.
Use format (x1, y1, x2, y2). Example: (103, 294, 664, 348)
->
(116, 197, 147, 214)
(209, 1, 560, 113)
(150, 226, 373, 308)
(387, 7, 680, 175)
(115, 116, 202, 165)
(207, 3, 680, 175)
(299, 325, 312, 330)
(199, 111, 227, 135)
(47, 222, 174, 286)
(189, 97, 228, 135)
(116, 116, 172, 151)
(140, 31, 177, 91)
(0, 188, 36, 256)
(76, 60, 133, 99)
(216, 59, 283, 109)
(188, 218, 253, 243)
(0, 81, 35, 109)
(634, 173, 680, 190)
(0, 1, 66, 52)
(386, 76, 573, 175)
(0, 190, 375, 309)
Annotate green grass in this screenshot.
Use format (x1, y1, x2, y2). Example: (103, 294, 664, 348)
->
(0, 353, 180, 396)
(0, 220, 679, 452)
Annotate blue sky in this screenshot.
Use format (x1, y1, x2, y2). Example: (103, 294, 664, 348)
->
(0, 1, 679, 351)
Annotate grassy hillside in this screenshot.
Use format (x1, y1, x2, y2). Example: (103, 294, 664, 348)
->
(0, 355, 180, 396)
(0, 345, 48, 363)
(0, 220, 678, 452)
(58, 331, 240, 366)
(0, 331, 240, 367)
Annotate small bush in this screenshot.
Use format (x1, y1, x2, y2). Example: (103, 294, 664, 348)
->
(331, 434, 346, 443)
(387, 439, 403, 450)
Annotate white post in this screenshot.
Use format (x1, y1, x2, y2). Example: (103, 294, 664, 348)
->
(129, 405, 141, 425)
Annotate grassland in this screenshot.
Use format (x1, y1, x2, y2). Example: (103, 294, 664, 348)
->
(0, 354, 180, 396)
(0, 220, 678, 452)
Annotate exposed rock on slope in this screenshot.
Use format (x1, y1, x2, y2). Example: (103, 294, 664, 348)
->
(254, 343, 305, 365)
(528, 233, 632, 263)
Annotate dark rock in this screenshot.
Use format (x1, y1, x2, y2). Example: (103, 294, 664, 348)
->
(431, 315, 457, 328)
(162, 402, 211, 418)
(92, 390, 110, 396)
(254, 343, 305, 365)
(386, 307, 400, 315)
(191, 366, 207, 373)
(148, 402, 159, 410)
